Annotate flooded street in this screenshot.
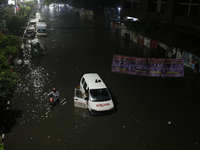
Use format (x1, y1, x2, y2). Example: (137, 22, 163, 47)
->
(4, 4, 200, 150)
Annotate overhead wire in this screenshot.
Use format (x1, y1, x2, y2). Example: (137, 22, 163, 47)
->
(0, 5, 10, 13)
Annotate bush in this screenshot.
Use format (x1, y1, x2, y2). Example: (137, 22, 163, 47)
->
(0, 143, 4, 150)
(0, 70, 19, 106)
(0, 35, 21, 108)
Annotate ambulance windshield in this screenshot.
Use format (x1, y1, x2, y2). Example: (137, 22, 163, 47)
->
(90, 88, 111, 101)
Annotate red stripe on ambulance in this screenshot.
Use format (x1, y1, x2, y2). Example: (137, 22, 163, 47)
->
(96, 103, 110, 107)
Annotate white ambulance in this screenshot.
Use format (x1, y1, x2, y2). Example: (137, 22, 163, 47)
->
(74, 73, 115, 115)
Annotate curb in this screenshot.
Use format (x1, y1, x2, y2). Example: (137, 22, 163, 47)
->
(0, 100, 10, 147)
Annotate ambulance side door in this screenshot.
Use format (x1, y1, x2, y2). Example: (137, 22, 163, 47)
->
(74, 88, 87, 108)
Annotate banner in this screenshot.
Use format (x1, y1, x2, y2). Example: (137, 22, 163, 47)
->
(129, 57, 147, 76)
(181, 52, 199, 72)
(163, 59, 184, 77)
(111, 55, 131, 74)
(190, 55, 200, 72)
(112, 55, 184, 77)
(182, 52, 190, 67)
(146, 58, 165, 77)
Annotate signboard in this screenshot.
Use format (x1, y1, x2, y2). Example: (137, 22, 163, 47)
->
(111, 54, 131, 74)
(146, 58, 165, 77)
(129, 57, 147, 76)
(163, 59, 184, 77)
(190, 55, 200, 72)
(182, 52, 190, 67)
(112, 54, 184, 77)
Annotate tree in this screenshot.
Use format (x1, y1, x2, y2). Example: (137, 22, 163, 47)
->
(25, 0, 35, 9)
(18, 6, 31, 18)
(43, 0, 55, 6)
(0, 35, 21, 107)
(0, 143, 4, 150)
(2, 4, 32, 30)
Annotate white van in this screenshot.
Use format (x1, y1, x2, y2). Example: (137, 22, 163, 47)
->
(74, 73, 115, 115)
(29, 19, 36, 27)
(36, 22, 47, 37)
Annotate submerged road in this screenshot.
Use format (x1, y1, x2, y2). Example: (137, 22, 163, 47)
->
(4, 4, 200, 150)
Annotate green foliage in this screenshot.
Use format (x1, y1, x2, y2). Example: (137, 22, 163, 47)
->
(124, 21, 200, 56)
(43, 0, 55, 6)
(0, 35, 22, 48)
(0, 35, 21, 69)
(26, 6, 32, 12)
(33, 0, 38, 5)
(0, 36, 21, 107)
(2, 14, 11, 25)
(0, 143, 4, 150)
(0, 70, 19, 106)
(3, 1, 35, 30)
(25, 0, 35, 9)
(18, 6, 30, 17)
(6, 15, 25, 29)
(0, 28, 11, 35)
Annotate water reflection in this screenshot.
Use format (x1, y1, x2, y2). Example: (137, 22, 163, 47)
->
(13, 37, 52, 125)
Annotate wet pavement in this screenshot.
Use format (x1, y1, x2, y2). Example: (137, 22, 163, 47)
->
(3, 4, 200, 150)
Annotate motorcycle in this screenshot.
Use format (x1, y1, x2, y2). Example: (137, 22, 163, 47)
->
(48, 94, 59, 110)
(49, 96, 54, 110)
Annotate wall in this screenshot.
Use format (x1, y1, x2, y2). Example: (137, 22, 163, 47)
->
(121, 0, 200, 28)
(110, 21, 200, 72)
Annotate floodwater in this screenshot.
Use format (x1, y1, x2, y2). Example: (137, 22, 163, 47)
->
(3, 4, 200, 150)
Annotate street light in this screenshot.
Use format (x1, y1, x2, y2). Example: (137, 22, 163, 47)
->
(118, 7, 121, 18)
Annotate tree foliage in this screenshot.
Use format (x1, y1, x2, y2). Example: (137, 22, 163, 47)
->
(43, 0, 55, 6)
(4, 14, 27, 29)
(0, 70, 19, 106)
(0, 35, 21, 107)
(25, 0, 36, 9)
(18, 6, 31, 18)
(2, 1, 35, 30)
(0, 143, 4, 150)
(43, 0, 119, 9)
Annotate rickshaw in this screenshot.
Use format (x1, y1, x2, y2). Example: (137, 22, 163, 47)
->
(31, 42, 47, 56)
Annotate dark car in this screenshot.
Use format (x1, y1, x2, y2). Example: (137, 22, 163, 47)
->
(24, 27, 35, 37)
(38, 18, 45, 22)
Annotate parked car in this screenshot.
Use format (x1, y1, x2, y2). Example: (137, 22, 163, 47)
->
(24, 27, 35, 37)
(38, 18, 45, 22)
(29, 19, 36, 26)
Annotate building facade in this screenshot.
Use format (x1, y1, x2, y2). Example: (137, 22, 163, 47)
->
(121, 0, 200, 28)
